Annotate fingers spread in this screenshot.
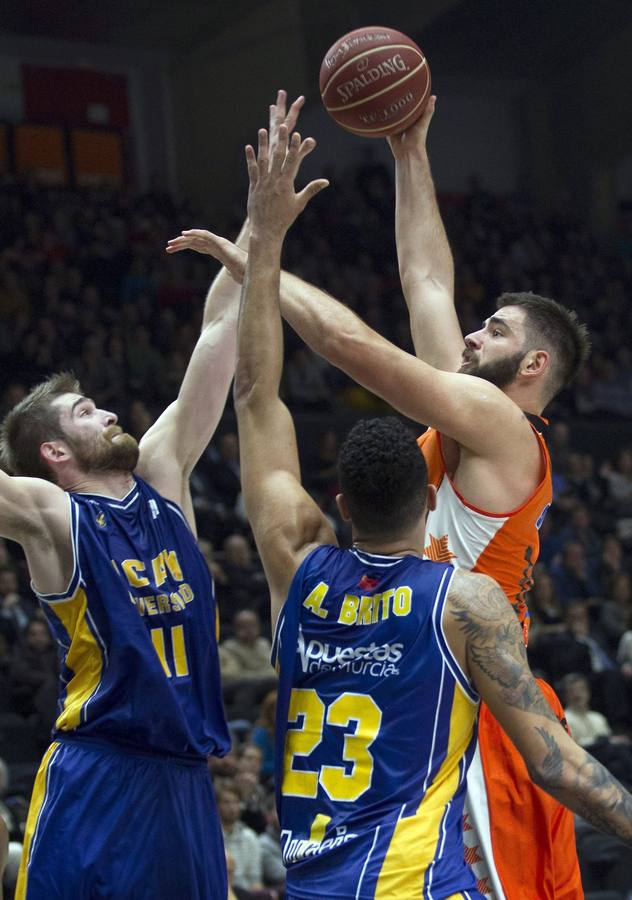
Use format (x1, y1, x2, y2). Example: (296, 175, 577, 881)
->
(256, 128, 269, 175)
(269, 124, 287, 175)
(285, 95, 305, 131)
(297, 178, 329, 211)
(245, 144, 258, 187)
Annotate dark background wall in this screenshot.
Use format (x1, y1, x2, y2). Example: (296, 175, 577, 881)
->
(2, 0, 632, 231)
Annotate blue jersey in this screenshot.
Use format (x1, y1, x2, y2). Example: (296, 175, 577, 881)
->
(37, 478, 230, 759)
(273, 545, 481, 900)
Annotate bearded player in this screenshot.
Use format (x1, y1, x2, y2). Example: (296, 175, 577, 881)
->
(0, 194, 260, 898)
(170, 92, 590, 899)
(232, 119, 632, 900)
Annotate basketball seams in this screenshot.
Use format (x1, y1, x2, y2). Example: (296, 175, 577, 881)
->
(320, 44, 425, 99)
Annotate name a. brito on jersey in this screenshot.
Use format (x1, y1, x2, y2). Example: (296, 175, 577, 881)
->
(281, 825, 357, 865)
(302, 581, 412, 624)
(113, 548, 197, 618)
(297, 627, 403, 678)
(322, 30, 393, 71)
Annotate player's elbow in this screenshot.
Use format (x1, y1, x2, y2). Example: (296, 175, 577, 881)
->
(526, 755, 569, 795)
(233, 365, 257, 408)
(320, 318, 368, 375)
(233, 362, 271, 411)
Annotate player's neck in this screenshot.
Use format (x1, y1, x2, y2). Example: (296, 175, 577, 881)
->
(64, 470, 135, 499)
(352, 532, 424, 558)
(502, 382, 544, 415)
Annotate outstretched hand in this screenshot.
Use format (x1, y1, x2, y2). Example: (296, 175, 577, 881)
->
(269, 89, 305, 163)
(246, 125, 328, 240)
(387, 95, 437, 159)
(165, 230, 246, 283)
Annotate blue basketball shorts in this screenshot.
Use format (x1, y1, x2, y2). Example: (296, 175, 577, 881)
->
(16, 737, 227, 899)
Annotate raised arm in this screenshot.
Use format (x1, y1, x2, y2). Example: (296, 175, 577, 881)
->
(234, 126, 335, 627)
(444, 570, 632, 848)
(387, 97, 463, 371)
(146, 92, 307, 525)
(166, 231, 528, 459)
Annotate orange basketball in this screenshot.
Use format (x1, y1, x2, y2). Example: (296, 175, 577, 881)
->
(319, 26, 431, 138)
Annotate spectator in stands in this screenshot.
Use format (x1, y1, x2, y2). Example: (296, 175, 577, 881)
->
(601, 447, 632, 519)
(258, 795, 286, 894)
(555, 504, 601, 567)
(285, 346, 331, 411)
(599, 571, 632, 653)
(218, 537, 269, 621)
(219, 611, 276, 683)
(0, 631, 11, 711)
(217, 783, 264, 893)
(234, 744, 268, 834)
(250, 691, 276, 782)
(598, 533, 627, 588)
(198, 538, 229, 595)
(305, 429, 339, 500)
(562, 673, 612, 747)
(8, 617, 58, 718)
(209, 433, 242, 513)
(527, 566, 565, 639)
(0, 566, 33, 641)
(549, 541, 600, 607)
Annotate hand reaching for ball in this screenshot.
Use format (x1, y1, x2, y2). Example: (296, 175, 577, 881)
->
(245, 126, 329, 241)
(268, 89, 305, 166)
(387, 95, 437, 160)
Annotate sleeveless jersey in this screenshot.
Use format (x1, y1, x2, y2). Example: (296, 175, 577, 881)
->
(418, 419, 552, 644)
(36, 477, 230, 759)
(273, 544, 480, 900)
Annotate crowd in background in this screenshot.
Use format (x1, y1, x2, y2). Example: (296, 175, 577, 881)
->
(1, 163, 632, 896)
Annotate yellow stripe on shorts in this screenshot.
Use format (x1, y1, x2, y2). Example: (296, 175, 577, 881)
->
(14, 742, 61, 900)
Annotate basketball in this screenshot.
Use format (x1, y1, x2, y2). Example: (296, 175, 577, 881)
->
(319, 26, 431, 138)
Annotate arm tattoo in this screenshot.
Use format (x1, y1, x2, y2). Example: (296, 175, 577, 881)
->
(451, 571, 632, 848)
(535, 727, 564, 786)
(450, 573, 558, 721)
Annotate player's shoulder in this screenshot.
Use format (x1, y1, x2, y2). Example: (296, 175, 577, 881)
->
(446, 568, 511, 620)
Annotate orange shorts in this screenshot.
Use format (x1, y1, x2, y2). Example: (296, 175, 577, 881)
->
(465, 679, 583, 899)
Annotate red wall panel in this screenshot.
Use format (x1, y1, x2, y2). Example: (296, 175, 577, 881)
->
(22, 65, 129, 128)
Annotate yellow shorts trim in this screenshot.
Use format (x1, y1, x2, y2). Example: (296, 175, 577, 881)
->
(14, 742, 61, 900)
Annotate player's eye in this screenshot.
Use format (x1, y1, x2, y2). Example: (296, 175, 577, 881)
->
(492, 330, 502, 337)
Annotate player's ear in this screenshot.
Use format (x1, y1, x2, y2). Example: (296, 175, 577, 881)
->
(40, 440, 72, 465)
(522, 349, 549, 378)
(335, 493, 351, 522)
(426, 483, 437, 513)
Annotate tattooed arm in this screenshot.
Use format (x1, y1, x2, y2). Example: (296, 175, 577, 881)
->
(443, 569, 632, 848)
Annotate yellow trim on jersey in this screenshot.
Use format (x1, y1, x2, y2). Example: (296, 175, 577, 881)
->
(375, 685, 477, 898)
(49, 586, 104, 730)
(15, 742, 61, 900)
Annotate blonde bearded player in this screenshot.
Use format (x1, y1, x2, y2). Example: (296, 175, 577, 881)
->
(168, 92, 590, 900)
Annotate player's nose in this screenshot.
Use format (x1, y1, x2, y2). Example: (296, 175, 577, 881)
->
(464, 332, 482, 350)
(103, 410, 118, 426)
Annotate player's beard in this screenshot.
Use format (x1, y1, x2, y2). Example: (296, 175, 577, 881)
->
(459, 349, 525, 390)
(67, 425, 140, 474)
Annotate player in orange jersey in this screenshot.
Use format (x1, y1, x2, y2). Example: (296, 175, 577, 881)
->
(385, 98, 589, 900)
(168, 91, 590, 900)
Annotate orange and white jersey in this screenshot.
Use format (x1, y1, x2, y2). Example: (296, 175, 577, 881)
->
(418, 420, 552, 644)
(419, 421, 583, 900)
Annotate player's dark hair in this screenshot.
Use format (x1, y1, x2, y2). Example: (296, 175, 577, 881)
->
(0, 372, 81, 481)
(338, 417, 428, 539)
(496, 292, 590, 401)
